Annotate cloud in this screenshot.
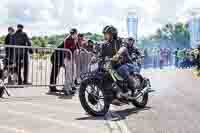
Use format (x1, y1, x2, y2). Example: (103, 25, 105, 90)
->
(0, 0, 197, 37)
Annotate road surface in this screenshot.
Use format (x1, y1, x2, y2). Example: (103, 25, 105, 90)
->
(0, 69, 200, 133)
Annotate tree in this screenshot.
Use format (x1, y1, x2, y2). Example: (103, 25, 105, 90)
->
(32, 38, 42, 47)
(151, 22, 190, 48)
(0, 36, 5, 44)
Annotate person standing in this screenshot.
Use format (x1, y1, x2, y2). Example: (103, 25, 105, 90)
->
(74, 34, 87, 82)
(13, 24, 32, 85)
(4, 27, 15, 69)
(49, 41, 65, 92)
(63, 28, 79, 95)
(79, 34, 90, 76)
(174, 48, 178, 67)
(159, 48, 165, 69)
(49, 28, 79, 94)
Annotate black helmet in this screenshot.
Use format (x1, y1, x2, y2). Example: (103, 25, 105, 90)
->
(102, 25, 118, 39)
(17, 24, 24, 28)
(70, 28, 78, 34)
(88, 40, 94, 44)
(102, 25, 110, 33)
(128, 37, 135, 41)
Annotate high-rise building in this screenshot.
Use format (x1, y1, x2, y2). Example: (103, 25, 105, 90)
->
(127, 12, 138, 40)
(188, 11, 200, 48)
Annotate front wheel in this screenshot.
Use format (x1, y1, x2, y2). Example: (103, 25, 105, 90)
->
(132, 92, 148, 108)
(79, 80, 110, 116)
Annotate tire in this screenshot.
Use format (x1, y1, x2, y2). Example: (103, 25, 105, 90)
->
(0, 87, 4, 98)
(79, 80, 110, 116)
(132, 92, 148, 108)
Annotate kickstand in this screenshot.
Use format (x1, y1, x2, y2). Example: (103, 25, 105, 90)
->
(0, 80, 11, 97)
(4, 86, 11, 96)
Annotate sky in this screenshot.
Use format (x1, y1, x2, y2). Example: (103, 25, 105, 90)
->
(0, 0, 200, 37)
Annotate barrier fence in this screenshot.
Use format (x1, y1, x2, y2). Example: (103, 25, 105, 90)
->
(0, 45, 73, 89)
(0, 45, 195, 91)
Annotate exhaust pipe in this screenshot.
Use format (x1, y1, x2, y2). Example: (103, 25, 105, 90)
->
(135, 87, 150, 100)
(135, 79, 155, 100)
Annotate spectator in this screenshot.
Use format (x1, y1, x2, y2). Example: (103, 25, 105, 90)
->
(166, 48, 172, 66)
(74, 34, 88, 83)
(64, 28, 79, 94)
(87, 40, 94, 53)
(179, 49, 186, 68)
(14, 24, 32, 85)
(78, 34, 87, 49)
(152, 48, 158, 68)
(174, 48, 179, 68)
(49, 28, 79, 94)
(49, 41, 65, 92)
(4, 27, 15, 69)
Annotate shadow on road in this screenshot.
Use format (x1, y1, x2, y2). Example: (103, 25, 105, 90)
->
(76, 115, 105, 121)
(75, 107, 151, 121)
(112, 106, 151, 120)
(46, 92, 73, 99)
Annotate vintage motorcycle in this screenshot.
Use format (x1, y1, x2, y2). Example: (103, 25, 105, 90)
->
(79, 56, 154, 116)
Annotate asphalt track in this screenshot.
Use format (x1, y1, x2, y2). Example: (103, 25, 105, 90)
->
(0, 68, 199, 133)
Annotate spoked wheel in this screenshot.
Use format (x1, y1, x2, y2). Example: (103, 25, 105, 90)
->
(79, 80, 110, 116)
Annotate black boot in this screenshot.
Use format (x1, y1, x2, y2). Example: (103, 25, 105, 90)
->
(49, 86, 58, 93)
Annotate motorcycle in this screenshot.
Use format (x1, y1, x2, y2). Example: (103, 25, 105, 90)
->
(79, 57, 154, 116)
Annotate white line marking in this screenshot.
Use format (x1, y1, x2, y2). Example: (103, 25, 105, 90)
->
(105, 109, 132, 133)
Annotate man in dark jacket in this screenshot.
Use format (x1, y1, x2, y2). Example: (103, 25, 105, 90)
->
(99, 26, 121, 59)
(4, 27, 15, 68)
(49, 41, 65, 92)
(14, 24, 32, 85)
(5, 27, 15, 45)
(49, 28, 78, 93)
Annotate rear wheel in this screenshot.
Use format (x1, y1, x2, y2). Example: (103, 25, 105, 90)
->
(132, 92, 148, 108)
(79, 80, 110, 116)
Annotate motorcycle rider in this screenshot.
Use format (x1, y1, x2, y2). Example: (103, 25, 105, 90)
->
(99, 25, 121, 59)
(126, 37, 142, 72)
(99, 25, 137, 99)
(127, 37, 141, 57)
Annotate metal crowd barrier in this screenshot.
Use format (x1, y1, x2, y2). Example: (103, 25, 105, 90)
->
(72, 49, 95, 82)
(0, 45, 188, 90)
(0, 45, 73, 89)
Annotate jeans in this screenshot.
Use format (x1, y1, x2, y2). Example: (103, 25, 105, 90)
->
(117, 63, 139, 80)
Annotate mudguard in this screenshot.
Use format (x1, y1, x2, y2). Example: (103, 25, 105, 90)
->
(80, 71, 105, 85)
